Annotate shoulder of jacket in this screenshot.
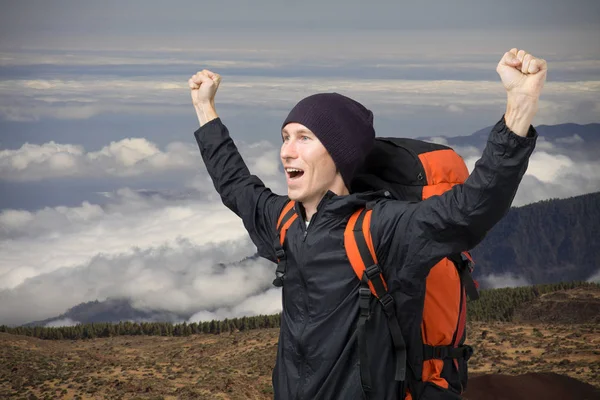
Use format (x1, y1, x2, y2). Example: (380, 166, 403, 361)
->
(366, 198, 418, 239)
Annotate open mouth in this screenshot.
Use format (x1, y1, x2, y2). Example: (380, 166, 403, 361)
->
(286, 168, 305, 179)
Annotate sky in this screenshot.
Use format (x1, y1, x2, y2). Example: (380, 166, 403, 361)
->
(0, 0, 599, 326)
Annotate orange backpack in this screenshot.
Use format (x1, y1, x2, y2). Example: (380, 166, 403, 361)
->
(275, 137, 480, 399)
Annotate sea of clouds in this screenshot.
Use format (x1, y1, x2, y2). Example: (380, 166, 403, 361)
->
(1, 48, 598, 326)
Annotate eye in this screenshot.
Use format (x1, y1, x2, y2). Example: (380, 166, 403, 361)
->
(301, 135, 311, 141)
(282, 135, 290, 142)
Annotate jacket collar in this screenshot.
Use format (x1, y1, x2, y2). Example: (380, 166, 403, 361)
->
(295, 190, 389, 218)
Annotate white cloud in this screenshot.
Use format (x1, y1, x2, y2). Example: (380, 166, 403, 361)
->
(188, 288, 283, 323)
(0, 238, 279, 326)
(0, 186, 288, 325)
(45, 318, 80, 327)
(447, 104, 464, 113)
(1, 75, 598, 124)
(0, 52, 280, 68)
(0, 139, 196, 181)
(428, 137, 449, 145)
(0, 190, 246, 289)
(587, 270, 600, 284)
(480, 273, 530, 289)
(457, 144, 600, 207)
(0, 133, 287, 326)
(525, 152, 575, 183)
(0, 137, 285, 184)
(534, 137, 556, 152)
(513, 154, 600, 206)
(534, 97, 600, 126)
(555, 134, 584, 144)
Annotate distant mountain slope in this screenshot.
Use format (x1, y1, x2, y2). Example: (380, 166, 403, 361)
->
(471, 192, 600, 285)
(24, 298, 188, 327)
(513, 285, 600, 324)
(420, 122, 600, 148)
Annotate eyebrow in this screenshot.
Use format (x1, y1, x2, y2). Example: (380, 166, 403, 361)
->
(281, 129, 313, 135)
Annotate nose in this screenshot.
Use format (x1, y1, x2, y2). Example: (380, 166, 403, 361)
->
(280, 139, 298, 161)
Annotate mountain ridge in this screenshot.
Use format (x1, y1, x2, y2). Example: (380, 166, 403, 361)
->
(23, 298, 189, 327)
(471, 191, 600, 286)
(418, 122, 600, 152)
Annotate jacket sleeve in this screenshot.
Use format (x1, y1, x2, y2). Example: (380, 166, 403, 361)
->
(372, 115, 537, 281)
(194, 118, 289, 263)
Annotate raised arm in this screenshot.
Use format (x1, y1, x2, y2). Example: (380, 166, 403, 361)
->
(373, 49, 547, 279)
(189, 70, 288, 262)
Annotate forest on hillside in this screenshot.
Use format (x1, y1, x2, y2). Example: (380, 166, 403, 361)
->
(472, 192, 600, 284)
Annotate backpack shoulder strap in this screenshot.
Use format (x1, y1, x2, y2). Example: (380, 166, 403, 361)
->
(448, 251, 480, 301)
(277, 200, 297, 243)
(344, 207, 388, 297)
(344, 207, 407, 387)
(272, 200, 297, 287)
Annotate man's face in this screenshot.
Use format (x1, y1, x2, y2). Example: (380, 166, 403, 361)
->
(281, 123, 339, 206)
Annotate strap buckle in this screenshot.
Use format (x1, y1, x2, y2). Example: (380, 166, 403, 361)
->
(275, 248, 286, 261)
(272, 276, 284, 287)
(358, 287, 371, 318)
(378, 293, 395, 315)
(272, 266, 285, 287)
(365, 264, 382, 280)
(434, 346, 448, 359)
(272, 252, 287, 287)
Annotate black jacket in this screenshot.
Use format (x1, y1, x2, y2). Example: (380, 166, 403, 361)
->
(194, 116, 536, 400)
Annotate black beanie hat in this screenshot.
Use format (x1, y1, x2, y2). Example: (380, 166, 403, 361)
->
(281, 93, 375, 189)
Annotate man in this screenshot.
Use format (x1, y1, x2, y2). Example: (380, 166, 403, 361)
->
(188, 48, 546, 399)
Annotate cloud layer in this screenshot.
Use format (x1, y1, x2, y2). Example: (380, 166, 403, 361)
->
(479, 273, 531, 289)
(2, 132, 599, 325)
(0, 137, 288, 326)
(4, 129, 599, 206)
(0, 139, 200, 181)
(0, 188, 282, 326)
(449, 137, 600, 207)
(1, 76, 598, 124)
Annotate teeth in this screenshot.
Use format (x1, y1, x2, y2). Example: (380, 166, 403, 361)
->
(286, 168, 302, 172)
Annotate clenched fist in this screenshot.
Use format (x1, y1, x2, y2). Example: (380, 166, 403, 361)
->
(189, 69, 221, 126)
(497, 49, 548, 137)
(189, 69, 221, 106)
(497, 48, 547, 100)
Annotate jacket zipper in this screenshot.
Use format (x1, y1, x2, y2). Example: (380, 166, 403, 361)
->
(294, 195, 328, 400)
